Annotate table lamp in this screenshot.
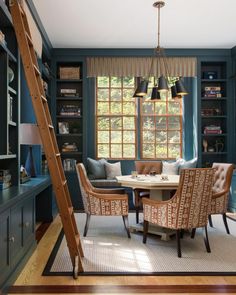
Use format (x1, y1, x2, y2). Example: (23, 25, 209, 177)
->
(19, 123, 42, 177)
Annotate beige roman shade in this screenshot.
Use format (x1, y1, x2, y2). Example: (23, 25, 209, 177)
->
(87, 57, 197, 77)
(21, 0, 42, 58)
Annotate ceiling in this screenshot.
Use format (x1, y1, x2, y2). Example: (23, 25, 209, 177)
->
(32, 0, 236, 49)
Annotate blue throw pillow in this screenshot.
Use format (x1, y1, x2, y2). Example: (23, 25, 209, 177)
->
(87, 158, 107, 179)
(178, 158, 198, 174)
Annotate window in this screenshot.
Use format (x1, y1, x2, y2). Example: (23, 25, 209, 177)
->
(140, 78, 183, 159)
(96, 77, 182, 160)
(96, 77, 137, 159)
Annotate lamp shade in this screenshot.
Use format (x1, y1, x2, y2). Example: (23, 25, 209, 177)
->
(158, 75, 168, 92)
(151, 86, 161, 100)
(19, 123, 42, 145)
(175, 79, 188, 96)
(134, 80, 149, 96)
(171, 85, 182, 99)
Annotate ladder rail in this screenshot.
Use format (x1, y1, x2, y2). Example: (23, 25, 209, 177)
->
(10, 0, 84, 274)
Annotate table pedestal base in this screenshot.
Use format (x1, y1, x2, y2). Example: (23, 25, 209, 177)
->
(129, 223, 175, 241)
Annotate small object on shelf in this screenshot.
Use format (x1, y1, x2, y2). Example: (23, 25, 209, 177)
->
(0, 30, 6, 45)
(70, 122, 80, 134)
(59, 67, 80, 80)
(62, 142, 78, 152)
(208, 147, 215, 153)
(8, 94, 13, 121)
(0, 170, 12, 190)
(203, 71, 217, 79)
(204, 125, 222, 134)
(58, 122, 69, 134)
(203, 139, 208, 152)
(60, 88, 78, 97)
(215, 139, 224, 152)
(8, 66, 14, 83)
(20, 164, 30, 183)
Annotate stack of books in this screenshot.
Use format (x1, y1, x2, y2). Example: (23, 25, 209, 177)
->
(59, 105, 81, 116)
(204, 125, 222, 134)
(0, 170, 11, 190)
(203, 86, 222, 98)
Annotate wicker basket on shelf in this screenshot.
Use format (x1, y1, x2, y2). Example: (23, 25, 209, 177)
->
(59, 67, 80, 80)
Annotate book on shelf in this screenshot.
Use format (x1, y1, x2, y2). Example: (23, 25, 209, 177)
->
(204, 86, 221, 91)
(63, 158, 77, 171)
(59, 105, 81, 116)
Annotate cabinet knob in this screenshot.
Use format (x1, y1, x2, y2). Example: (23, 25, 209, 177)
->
(9, 237, 15, 243)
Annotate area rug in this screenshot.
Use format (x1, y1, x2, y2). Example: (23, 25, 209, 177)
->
(43, 213, 236, 276)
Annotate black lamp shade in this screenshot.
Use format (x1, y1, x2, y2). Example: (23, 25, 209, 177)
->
(151, 86, 161, 100)
(158, 75, 168, 92)
(171, 85, 179, 99)
(175, 79, 188, 96)
(134, 80, 149, 96)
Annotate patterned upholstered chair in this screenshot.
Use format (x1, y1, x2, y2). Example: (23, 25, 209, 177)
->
(134, 161, 162, 224)
(142, 168, 215, 257)
(76, 163, 130, 238)
(208, 163, 234, 234)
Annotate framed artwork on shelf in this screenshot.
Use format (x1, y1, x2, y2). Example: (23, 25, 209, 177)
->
(58, 122, 69, 134)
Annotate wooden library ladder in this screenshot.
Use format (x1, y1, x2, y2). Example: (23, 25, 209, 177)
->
(9, 0, 84, 278)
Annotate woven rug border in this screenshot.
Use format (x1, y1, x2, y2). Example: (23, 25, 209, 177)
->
(42, 229, 236, 277)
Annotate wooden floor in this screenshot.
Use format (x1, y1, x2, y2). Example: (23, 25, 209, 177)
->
(8, 214, 236, 294)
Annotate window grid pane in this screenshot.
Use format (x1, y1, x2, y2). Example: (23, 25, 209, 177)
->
(96, 77, 137, 159)
(140, 90, 182, 159)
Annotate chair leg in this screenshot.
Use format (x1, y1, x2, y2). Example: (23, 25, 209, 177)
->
(191, 228, 196, 239)
(180, 229, 184, 239)
(135, 206, 139, 224)
(83, 213, 91, 237)
(222, 213, 230, 234)
(122, 216, 131, 238)
(176, 230, 182, 258)
(143, 220, 149, 243)
(202, 226, 211, 253)
(208, 215, 213, 227)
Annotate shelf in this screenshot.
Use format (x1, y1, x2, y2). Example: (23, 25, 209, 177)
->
(8, 121, 17, 127)
(56, 79, 82, 83)
(0, 154, 17, 160)
(56, 96, 83, 101)
(61, 151, 83, 155)
(201, 116, 227, 119)
(56, 133, 83, 137)
(56, 115, 82, 119)
(201, 79, 227, 82)
(8, 86, 17, 95)
(202, 133, 227, 137)
(201, 97, 227, 100)
(202, 152, 227, 155)
(0, 42, 17, 63)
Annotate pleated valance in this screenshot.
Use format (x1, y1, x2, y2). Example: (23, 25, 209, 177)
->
(87, 56, 197, 77)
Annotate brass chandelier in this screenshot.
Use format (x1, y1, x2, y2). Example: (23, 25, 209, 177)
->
(134, 1, 188, 99)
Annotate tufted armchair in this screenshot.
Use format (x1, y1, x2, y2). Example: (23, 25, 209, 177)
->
(134, 161, 162, 224)
(209, 163, 234, 234)
(76, 163, 130, 238)
(142, 168, 215, 257)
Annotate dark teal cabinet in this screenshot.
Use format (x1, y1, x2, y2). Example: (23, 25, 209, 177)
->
(0, 209, 11, 286)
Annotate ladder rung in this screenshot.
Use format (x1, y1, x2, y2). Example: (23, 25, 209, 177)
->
(68, 207, 74, 215)
(33, 64, 40, 76)
(41, 95, 47, 103)
(56, 153, 61, 157)
(26, 32, 33, 46)
(63, 180, 67, 186)
(48, 124, 54, 129)
(19, 4, 25, 16)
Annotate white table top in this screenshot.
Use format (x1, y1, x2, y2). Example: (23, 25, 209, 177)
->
(116, 174, 180, 190)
